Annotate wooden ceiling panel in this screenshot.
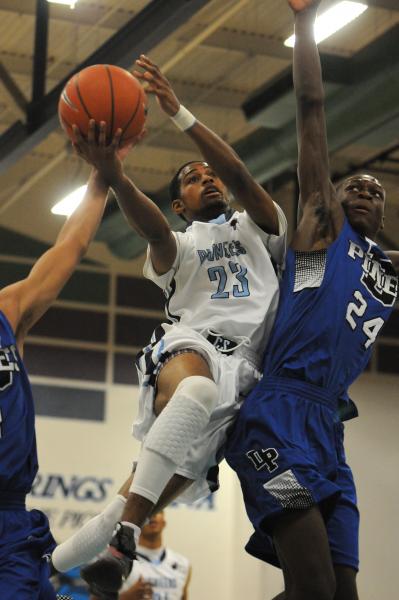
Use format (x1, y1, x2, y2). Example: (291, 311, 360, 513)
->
(0, 0, 397, 267)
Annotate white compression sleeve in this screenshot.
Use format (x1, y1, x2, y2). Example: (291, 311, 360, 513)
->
(51, 495, 127, 572)
(130, 376, 218, 504)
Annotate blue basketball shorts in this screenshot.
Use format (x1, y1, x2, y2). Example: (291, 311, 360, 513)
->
(0, 506, 57, 599)
(225, 376, 359, 570)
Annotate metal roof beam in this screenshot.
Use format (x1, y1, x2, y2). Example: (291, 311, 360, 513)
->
(180, 26, 292, 60)
(0, 0, 210, 175)
(367, 0, 399, 9)
(244, 19, 399, 121)
(0, 53, 246, 110)
(235, 24, 399, 181)
(0, 62, 27, 120)
(0, 0, 130, 28)
(31, 0, 49, 108)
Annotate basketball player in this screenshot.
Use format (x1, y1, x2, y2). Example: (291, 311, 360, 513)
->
(225, 2, 399, 599)
(119, 511, 191, 600)
(51, 56, 287, 597)
(88, 513, 190, 600)
(0, 121, 133, 600)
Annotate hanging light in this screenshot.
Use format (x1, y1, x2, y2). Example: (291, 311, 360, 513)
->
(284, 1, 368, 47)
(51, 185, 87, 216)
(47, 0, 78, 9)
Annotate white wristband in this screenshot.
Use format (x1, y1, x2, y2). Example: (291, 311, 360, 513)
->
(170, 105, 196, 131)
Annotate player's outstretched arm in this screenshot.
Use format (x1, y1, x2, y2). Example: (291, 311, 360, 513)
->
(289, 0, 343, 248)
(0, 151, 109, 345)
(74, 119, 176, 276)
(291, 0, 330, 202)
(134, 55, 280, 235)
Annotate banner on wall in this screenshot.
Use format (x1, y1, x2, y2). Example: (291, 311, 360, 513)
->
(30, 388, 216, 542)
(27, 471, 114, 540)
(28, 468, 215, 541)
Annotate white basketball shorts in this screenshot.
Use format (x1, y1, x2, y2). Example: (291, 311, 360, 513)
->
(134, 322, 261, 503)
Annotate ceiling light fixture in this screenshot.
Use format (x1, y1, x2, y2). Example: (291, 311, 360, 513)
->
(284, 1, 368, 47)
(51, 185, 87, 216)
(47, 0, 78, 9)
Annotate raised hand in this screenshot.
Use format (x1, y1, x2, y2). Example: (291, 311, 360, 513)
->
(133, 55, 180, 117)
(287, 0, 321, 12)
(72, 119, 144, 185)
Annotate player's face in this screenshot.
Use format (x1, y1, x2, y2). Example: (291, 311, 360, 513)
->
(141, 511, 166, 538)
(173, 162, 229, 222)
(339, 174, 385, 239)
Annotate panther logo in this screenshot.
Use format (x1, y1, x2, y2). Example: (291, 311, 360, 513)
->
(348, 241, 398, 307)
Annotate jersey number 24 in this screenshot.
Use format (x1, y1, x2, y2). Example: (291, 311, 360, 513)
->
(346, 290, 385, 349)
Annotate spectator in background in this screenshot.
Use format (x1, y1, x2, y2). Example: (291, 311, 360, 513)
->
(119, 511, 191, 600)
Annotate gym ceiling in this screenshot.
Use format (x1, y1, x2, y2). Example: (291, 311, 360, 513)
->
(0, 0, 397, 271)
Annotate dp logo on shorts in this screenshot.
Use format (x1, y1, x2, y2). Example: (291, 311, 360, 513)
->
(246, 448, 279, 473)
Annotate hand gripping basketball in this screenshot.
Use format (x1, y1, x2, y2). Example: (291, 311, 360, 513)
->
(72, 119, 145, 185)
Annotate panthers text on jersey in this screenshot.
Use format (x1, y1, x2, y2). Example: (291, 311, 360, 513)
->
(144, 207, 287, 356)
(262, 218, 398, 403)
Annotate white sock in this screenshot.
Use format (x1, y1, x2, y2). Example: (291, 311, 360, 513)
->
(52, 495, 126, 572)
(130, 376, 218, 504)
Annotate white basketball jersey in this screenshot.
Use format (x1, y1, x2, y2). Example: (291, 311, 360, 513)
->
(144, 206, 287, 355)
(123, 545, 190, 600)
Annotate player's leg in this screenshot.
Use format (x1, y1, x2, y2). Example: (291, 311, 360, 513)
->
(0, 508, 57, 600)
(82, 351, 218, 596)
(51, 472, 194, 575)
(39, 555, 58, 600)
(113, 471, 195, 514)
(273, 506, 336, 600)
(0, 547, 57, 600)
(51, 493, 127, 573)
(122, 350, 216, 526)
(327, 434, 359, 600)
(333, 566, 358, 600)
(154, 473, 194, 509)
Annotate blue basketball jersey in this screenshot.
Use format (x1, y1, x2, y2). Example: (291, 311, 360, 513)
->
(0, 310, 38, 493)
(262, 219, 398, 401)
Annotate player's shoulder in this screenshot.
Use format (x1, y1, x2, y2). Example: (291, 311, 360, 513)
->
(172, 226, 193, 248)
(236, 206, 286, 236)
(165, 547, 190, 570)
(0, 284, 22, 334)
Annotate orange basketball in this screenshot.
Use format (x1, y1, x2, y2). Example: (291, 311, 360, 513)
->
(58, 64, 147, 145)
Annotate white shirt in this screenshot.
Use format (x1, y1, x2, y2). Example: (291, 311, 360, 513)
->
(123, 545, 190, 600)
(144, 206, 287, 356)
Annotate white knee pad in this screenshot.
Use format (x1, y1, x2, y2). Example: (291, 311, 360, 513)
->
(144, 375, 218, 466)
(175, 375, 218, 414)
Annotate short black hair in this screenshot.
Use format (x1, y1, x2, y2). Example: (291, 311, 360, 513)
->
(168, 160, 207, 202)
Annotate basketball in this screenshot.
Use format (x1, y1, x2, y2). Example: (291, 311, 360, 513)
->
(58, 64, 147, 145)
